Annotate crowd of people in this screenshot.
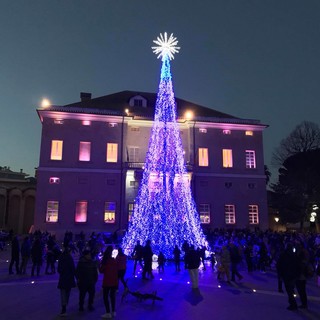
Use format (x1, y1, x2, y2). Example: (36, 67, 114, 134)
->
(4, 228, 320, 316)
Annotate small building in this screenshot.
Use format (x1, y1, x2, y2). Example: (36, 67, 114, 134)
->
(0, 166, 36, 234)
(35, 91, 268, 239)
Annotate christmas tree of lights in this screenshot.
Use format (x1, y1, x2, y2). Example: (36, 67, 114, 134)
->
(122, 33, 208, 258)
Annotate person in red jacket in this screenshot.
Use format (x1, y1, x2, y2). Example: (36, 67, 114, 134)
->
(100, 245, 118, 319)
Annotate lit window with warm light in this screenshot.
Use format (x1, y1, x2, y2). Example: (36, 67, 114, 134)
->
(245, 130, 253, 136)
(246, 150, 256, 168)
(199, 204, 210, 224)
(223, 129, 231, 135)
(198, 148, 208, 167)
(46, 201, 59, 222)
(79, 141, 91, 161)
(225, 204, 236, 224)
(75, 201, 87, 223)
(249, 205, 259, 224)
(104, 202, 116, 223)
(106, 143, 118, 163)
(50, 140, 63, 160)
(222, 149, 233, 168)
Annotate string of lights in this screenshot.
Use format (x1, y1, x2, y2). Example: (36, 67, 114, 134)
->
(122, 33, 208, 258)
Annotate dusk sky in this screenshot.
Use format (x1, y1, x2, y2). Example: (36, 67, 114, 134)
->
(1, 1, 320, 182)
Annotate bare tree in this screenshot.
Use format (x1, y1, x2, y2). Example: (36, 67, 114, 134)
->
(272, 121, 320, 167)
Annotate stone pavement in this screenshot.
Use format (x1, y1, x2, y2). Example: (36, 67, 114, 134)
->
(0, 244, 319, 320)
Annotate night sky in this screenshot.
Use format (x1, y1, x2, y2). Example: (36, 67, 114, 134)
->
(1, 1, 320, 182)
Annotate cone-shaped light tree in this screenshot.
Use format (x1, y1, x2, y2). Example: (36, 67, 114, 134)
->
(122, 33, 208, 258)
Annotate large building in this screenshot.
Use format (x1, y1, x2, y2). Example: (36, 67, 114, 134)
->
(35, 91, 268, 239)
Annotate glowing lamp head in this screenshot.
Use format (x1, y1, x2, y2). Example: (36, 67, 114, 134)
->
(41, 98, 51, 108)
(274, 217, 279, 223)
(125, 108, 129, 115)
(185, 110, 194, 120)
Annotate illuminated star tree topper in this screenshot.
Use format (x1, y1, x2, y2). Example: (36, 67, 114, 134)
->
(152, 32, 180, 61)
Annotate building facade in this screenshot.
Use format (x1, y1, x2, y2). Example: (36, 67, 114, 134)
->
(35, 91, 268, 239)
(0, 166, 36, 234)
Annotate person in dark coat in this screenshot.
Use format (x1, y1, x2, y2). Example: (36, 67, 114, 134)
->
(20, 236, 31, 275)
(229, 242, 243, 282)
(57, 246, 76, 316)
(9, 235, 20, 275)
(277, 242, 300, 310)
(76, 249, 98, 312)
(142, 240, 154, 280)
(116, 247, 128, 290)
(185, 245, 201, 289)
(173, 245, 181, 272)
(132, 240, 144, 275)
(31, 237, 43, 276)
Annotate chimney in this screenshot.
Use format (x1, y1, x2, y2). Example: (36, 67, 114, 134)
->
(80, 92, 92, 102)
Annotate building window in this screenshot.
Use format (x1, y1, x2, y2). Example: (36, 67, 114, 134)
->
(199, 204, 210, 224)
(249, 205, 259, 224)
(128, 202, 135, 222)
(199, 128, 207, 133)
(129, 181, 139, 189)
(128, 146, 140, 162)
(245, 130, 253, 136)
(198, 148, 208, 167)
(106, 143, 118, 163)
(222, 149, 233, 168)
(246, 150, 256, 168)
(104, 202, 116, 223)
(46, 201, 59, 222)
(134, 99, 143, 107)
(79, 141, 91, 161)
(49, 177, 60, 184)
(223, 129, 231, 135)
(50, 140, 63, 160)
(82, 120, 91, 126)
(75, 201, 87, 223)
(225, 204, 236, 224)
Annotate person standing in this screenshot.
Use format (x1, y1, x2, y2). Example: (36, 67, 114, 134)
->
(295, 241, 310, 309)
(142, 240, 154, 280)
(116, 247, 127, 290)
(57, 245, 76, 316)
(9, 235, 20, 275)
(220, 245, 231, 282)
(173, 245, 181, 272)
(229, 242, 243, 282)
(132, 240, 143, 275)
(158, 252, 165, 273)
(277, 242, 300, 311)
(20, 236, 31, 275)
(76, 249, 98, 312)
(185, 245, 201, 289)
(100, 245, 118, 319)
(31, 237, 43, 276)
